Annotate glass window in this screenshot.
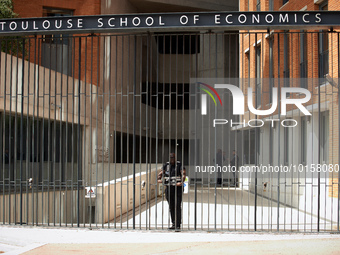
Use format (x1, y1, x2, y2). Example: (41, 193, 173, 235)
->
(319, 1, 329, 83)
(269, 0, 274, 11)
(41, 8, 73, 76)
(243, 129, 256, 164)
(284, 125, 289, 165)
(256, 0, 261, 11)
(320, 111, 329, 164)
(284, 32, 290, 87)
(156, 34, 200, 54)
(256, 45, 261, 108)
(269, 36, 274, 102)
(300, 31, 308, 88)
(300, 116, 307, 164)
(0, 113, 82, 190)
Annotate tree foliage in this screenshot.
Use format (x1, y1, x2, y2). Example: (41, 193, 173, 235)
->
(0, 0, 27, 57)
(0, 0, 17, 19)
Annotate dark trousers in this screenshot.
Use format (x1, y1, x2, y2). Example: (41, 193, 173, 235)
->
(165, 186, 182, 228)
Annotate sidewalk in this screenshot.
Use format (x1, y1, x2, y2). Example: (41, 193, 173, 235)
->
(1, 225, 340, 255)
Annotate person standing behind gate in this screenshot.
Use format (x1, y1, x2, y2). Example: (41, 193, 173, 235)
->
(158, 153, 186, 232)
(213, 149, 225, 186)
(230, 150, 239, 186)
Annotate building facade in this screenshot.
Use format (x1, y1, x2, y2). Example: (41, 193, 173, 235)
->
(0, 0, 339, 231)
(239, 0, 339, 229)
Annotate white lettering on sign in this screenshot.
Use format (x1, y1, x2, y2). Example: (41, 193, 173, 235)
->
(180, 15, 189, 25)
(42, 20, 50, 29)
(215, 14, 221, 24)
(0, 12, 328, 34)
(9, 21, 17, 30)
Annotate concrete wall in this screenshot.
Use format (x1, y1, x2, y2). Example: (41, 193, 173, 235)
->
(0, 189, 84, 225)
(94, 167, 160, 224)
(88, 163, 158, 185)
(250, 104, 338, 223)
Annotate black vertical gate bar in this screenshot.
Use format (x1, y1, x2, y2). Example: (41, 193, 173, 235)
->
(213, 32, 217, 231)
(47, 36, 53, 226)
(65, 35, 70, 227)
(96, 34, 100, 228)
(19, 38, 25, 225)
(227, 32, 230, 231)
(14, 38, 19, 225)
(277, 32, 281, 232)
(101, 35, 105, 228)
(187, 33, 191, 231)
(254, 32, 257, 232)
(161, 33, 165, 230)
(0, 38, 2, 224)
(303, 33, 307, 232)
(235, 32, 238, 231)
(247, 32, 251, 232)
(53, 35, 57, 226)
(126, 35, 131, 229)
(59, 36, 64, 227)
(181, 33, 185, 231)
(114, 35, 117, 229)
(138, 34, 142, 230)
(148, 34, 151, 230)
(200, 33, 204, 231)
(101, 35, 105, 229)
(119, 35, 123, 228)
(132, 35, 136, 229)
(145, 34, 149, 230)
(9, 39, 13, 225)
(77, 36, 81, 227)
(317, 31, 321, 233)
(40, 36, 45, 227)
(269, 33, 273, 232)
(310, 32, 315, 232)
(221, 32, 225, 231)
(108, 35, 112, 229)
(36, 38, 39, 225)
(2, 39, 7, 225)
(1, 39, 4, 225)
(261, 32, 264, 232)
(89, 35, 94, 228)
(154, 33, 158, 230)
(207, 32, 210, 231)
(167, 33, 171, 229)
(194, 32, 198, 231)
(338, 32, 340, 233)
(71, 35, 75, 227)
(26, 37, 31, 226)
(82, 35, 87, 228)
(148, 34, 153, 230)
(174, 34, 178, 232)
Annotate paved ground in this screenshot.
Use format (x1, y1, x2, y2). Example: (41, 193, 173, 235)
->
(116, 187, 333, 231)
(1, 188, 339, 254)
(1, 225, 340, 254)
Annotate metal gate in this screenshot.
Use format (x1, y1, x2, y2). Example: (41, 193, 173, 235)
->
(0, 27, 339, 232)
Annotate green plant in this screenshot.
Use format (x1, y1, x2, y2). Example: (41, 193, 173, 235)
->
(0, 0, 27, 57)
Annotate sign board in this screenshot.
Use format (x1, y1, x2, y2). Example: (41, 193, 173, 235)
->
(0, 11, 338, 36)
(85, 187, 96, 199)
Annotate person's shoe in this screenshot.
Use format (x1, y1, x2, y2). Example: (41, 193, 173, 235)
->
(175, 226, 181, 232)
(168, 225, 175, 230)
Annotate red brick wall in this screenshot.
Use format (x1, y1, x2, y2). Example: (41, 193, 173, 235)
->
(12, 0, 101, 85)
(13, 0, 101, 18)
(239, 0, 339, 198)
